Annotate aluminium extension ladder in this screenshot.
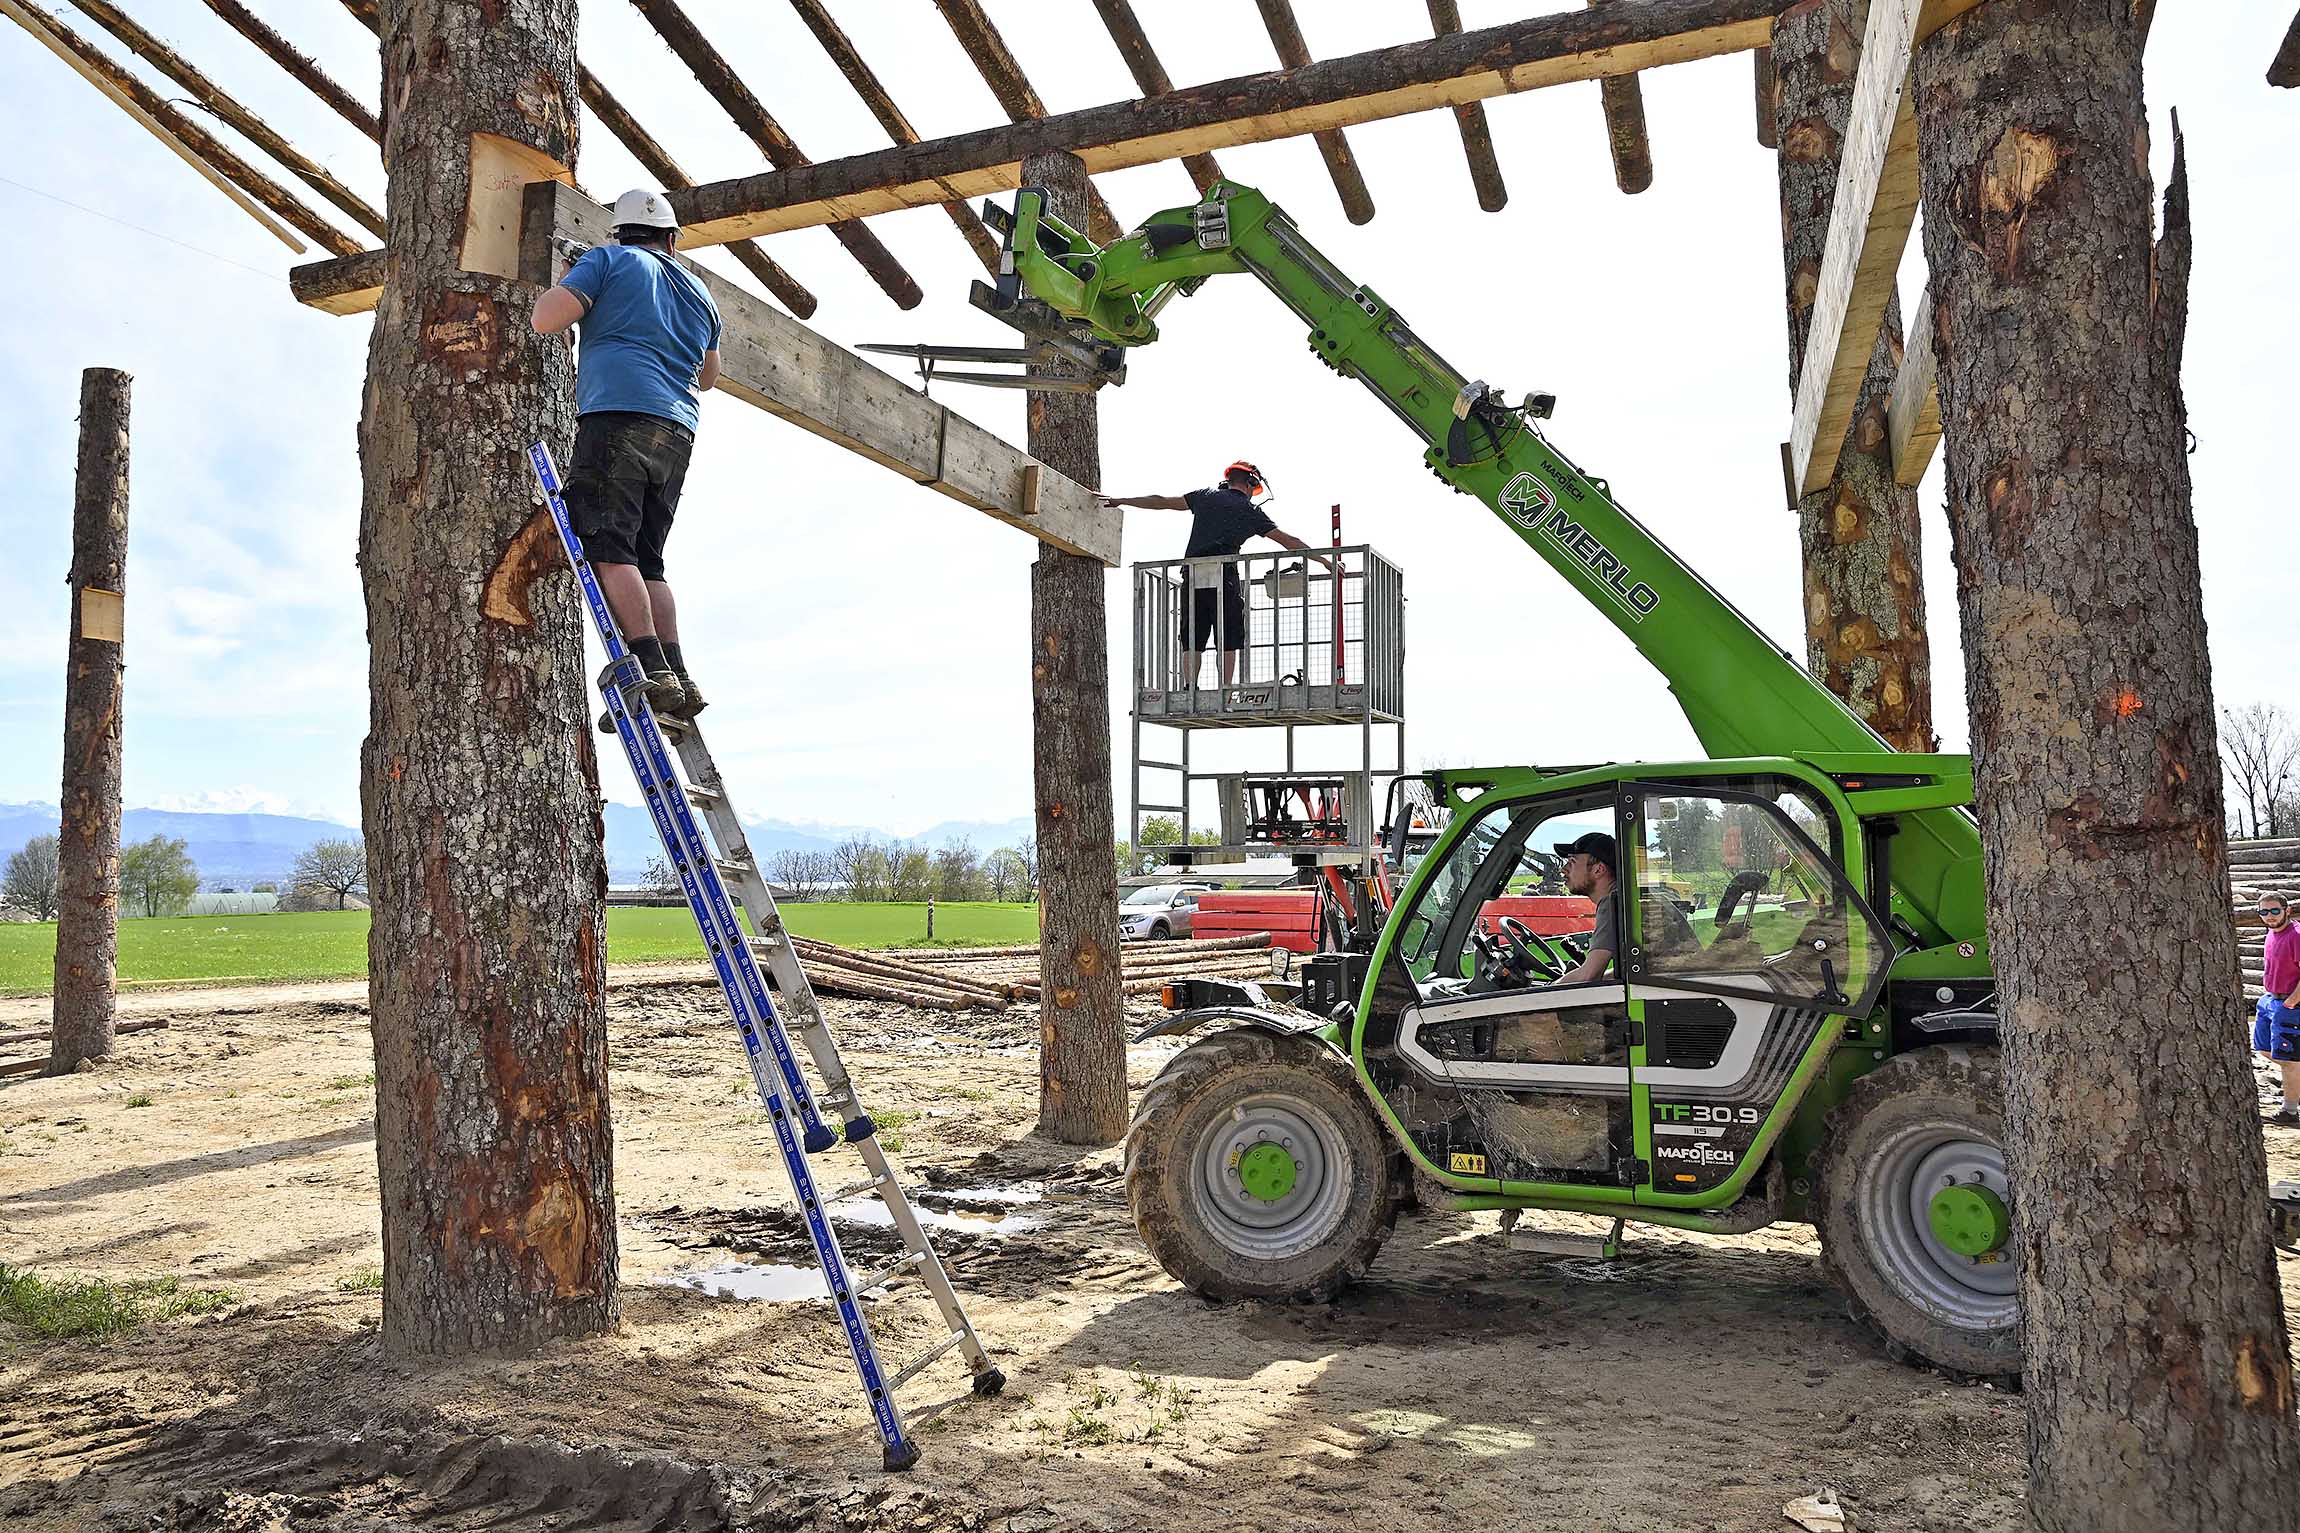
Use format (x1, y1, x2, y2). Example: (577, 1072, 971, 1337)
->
(527, 441, 1002, 1471)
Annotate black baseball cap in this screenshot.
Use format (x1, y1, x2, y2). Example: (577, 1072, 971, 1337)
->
(1553, 831, 1617, 872)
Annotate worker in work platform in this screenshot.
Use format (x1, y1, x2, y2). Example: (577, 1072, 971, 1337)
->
(1100, 462, 1328, 687)
(531, 188, 723, 725)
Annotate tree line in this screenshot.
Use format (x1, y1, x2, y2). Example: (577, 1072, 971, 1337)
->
(1, 833, 368, 920)
(644, 834, 1040, 904)
(2223, 702, 2300, 841)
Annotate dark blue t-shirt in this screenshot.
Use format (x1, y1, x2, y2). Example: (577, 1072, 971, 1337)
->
(561, 244, 723, 433)
(1182, 487, 1275, 557)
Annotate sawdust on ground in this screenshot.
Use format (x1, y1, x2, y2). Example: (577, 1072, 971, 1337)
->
(2, 972, 2291, 1531)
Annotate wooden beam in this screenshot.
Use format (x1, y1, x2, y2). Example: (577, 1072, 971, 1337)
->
(71, 0, 384, 238)
(197, 0, 379, 142)
(579, 72, 819, 319)
(931, 0, 1125, 244)
(0, 0, 338, 254)
(1252, 0, 1375, 224)
(2272, 9, 2300, 87)
(501, 182, 1117, 564)
(1786, 0, 1979, 497)
(660, 0, 1779, 250)
(784, 0, 1002, 271)
(1087, 0, 1223, 194)
(1587, 0, 1655, 194)
(291, 247, 385, 315)
(1753, 45, 1778, 147)
(1887, 287, 1941, 486)
(626, 0, 922, 310)
(1425, 0, 1506, 212)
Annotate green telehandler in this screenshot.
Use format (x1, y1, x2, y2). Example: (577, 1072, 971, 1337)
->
(986, 179, 2018, 1378)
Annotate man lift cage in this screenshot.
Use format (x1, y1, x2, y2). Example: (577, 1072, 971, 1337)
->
(1130, 544, 1405, 876)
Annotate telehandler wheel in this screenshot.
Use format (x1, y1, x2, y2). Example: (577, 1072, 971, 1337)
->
(1813, 1044, 2022, 1382)
(1126, 1028, 1398, 1301)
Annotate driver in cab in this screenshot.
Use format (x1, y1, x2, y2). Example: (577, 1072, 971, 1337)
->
(1550, 833, 1619, 985)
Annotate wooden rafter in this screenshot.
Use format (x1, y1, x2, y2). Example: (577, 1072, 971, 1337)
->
(1586, 0, 1654, 193)
(71, 0, 383, 237)
(1087, 0, 1222, 194)
(930, 0, 1124, 244)
(3, 0, 355, 255)
(1752, 45, 1778, 148)
(583, 0, 1778, 253)
(580, 73, 820, 318)
(1251, 0, 1374, 224)
(197, 0, 379, 142)
(783, 0, 1001, 272)
(1785, 0, 1979, 498)
(1424, 0, 1506, 212)
(2272, 9, 2300, 87)
(626, 0, 922, 310)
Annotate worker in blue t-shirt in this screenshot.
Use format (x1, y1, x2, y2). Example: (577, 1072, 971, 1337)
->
(531, 189, 723, 725)
(1100, 461, 1330, 687)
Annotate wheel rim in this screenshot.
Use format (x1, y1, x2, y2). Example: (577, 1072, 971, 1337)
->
(1190, 1091, 1354, 1261)
(1861, 1119, 2019, 1326)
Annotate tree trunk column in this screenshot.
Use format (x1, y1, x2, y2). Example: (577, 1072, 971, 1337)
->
(1774, 0, 1932, 752)
(50, 367, 130, 1075)
(1914, 5, 2300, 1521)
(1026, 150, 1128, 1147)
(361, 0, 616, 1353)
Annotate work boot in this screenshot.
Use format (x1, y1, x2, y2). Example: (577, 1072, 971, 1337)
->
(662, 669, 708, 721)
(596, 661, 686, 733)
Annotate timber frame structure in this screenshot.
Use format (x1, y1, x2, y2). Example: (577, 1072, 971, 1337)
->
(6, 0, 2086, 554)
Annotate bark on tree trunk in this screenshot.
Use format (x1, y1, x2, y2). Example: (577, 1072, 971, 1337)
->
(50, 367, 129, 1075)
(1914, 4, 2300, 1522)
(1025, 150, 1128, 1148)
(1773, 0, 1933, 753)
(360, 0, 616, 1354)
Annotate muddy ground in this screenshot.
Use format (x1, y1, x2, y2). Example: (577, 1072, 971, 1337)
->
(4, 972, 2297, 1532)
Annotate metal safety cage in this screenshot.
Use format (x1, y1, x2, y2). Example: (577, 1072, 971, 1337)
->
(1132, 544, 1402, 725)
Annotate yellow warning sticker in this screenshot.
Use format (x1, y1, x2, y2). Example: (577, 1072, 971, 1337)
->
(1448, 1151, 1488, 1175)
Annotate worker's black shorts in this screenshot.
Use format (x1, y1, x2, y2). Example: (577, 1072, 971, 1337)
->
(563, 411, 693, 581)
(1189, 570, 1247, 652)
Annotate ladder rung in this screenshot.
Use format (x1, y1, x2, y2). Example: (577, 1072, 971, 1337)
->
(884, 1330, 965, 1392)
(849, 1250, 924, 1298)
(686, 783, 724, 806)
(715, 856, 754, 877)
(821, 1172, 889, 1206)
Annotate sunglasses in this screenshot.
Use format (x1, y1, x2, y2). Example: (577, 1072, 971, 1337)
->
(2264, 906, 2290, 917)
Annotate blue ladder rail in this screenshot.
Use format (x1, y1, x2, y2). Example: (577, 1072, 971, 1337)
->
(526, 440, 930, 1470)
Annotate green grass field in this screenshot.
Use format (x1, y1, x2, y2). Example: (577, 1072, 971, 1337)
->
(0, 903, 1040, 997)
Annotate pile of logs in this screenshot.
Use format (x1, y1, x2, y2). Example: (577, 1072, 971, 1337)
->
(791, 931, 1281, 1012)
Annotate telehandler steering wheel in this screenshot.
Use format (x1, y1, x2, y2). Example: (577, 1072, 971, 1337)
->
(1495, 916, 1565, 981)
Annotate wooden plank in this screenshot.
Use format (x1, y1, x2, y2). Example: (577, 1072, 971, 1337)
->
(1426, 0, 1506, 212)
(509, 182, 1119, 564)
(0, 0, 306, 251)
(71, 0, 384, 237)
(661, 0, 1779, 250)
(1887, 287, 1942, 487)
(1253, 0, 1375, 223)
(461, 132, 571, 281)
(1787, 0, 1982, 497)
(1087, 0, 1223, 193)
(931, 0, 1125, 244)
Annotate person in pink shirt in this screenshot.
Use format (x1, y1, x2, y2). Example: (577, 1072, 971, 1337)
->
(2253, 892, 2300, 1123)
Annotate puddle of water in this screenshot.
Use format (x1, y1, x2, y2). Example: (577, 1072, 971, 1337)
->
(832, 1200, 1043, 1237)
(665, 1261, 828, 1302)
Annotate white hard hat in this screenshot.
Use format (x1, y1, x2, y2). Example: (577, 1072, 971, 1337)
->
(610, 188, 679, 230)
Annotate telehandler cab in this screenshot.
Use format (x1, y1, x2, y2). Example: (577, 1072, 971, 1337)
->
(987, 181, 2014, 1378)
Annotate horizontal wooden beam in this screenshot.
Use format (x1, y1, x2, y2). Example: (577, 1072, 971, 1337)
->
(1887, 287, 1941, 486)
(1786, 0, 1979, 498)
(664, 0, 1780, 250)
(931, 0, 1125, 245)
(503, 183, 1119, 562)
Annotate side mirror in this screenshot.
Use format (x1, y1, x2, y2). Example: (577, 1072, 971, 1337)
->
(1385, 816, 1410, 869)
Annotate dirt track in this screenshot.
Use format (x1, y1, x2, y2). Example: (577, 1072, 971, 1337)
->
(3, 973, 2295, 1530)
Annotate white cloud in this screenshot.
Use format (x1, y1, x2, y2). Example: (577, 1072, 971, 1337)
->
(139, 786, 347, 821)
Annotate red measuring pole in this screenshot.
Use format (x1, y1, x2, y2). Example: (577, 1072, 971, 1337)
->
(1331, 504, 1344, 685)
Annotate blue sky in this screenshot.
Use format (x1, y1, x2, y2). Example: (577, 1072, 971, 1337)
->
(1, 2, 2293, 834)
